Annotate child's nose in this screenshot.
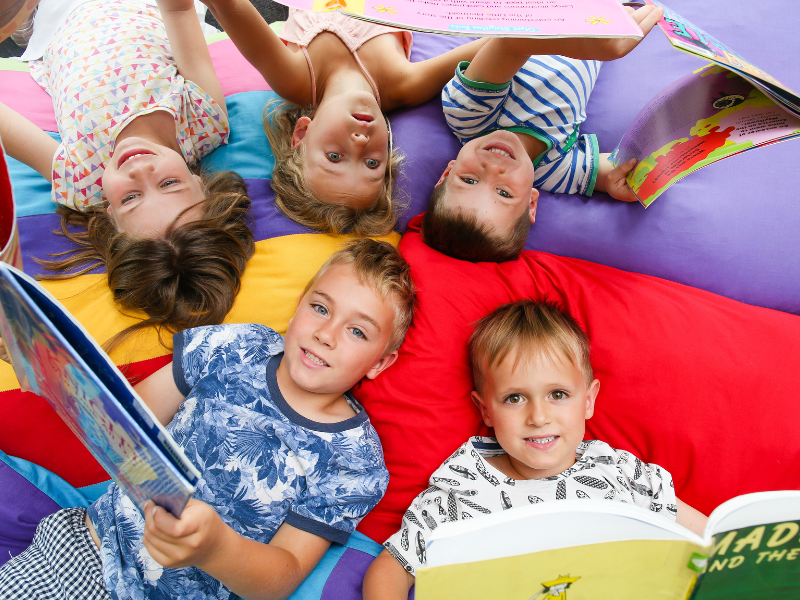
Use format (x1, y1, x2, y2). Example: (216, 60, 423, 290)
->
(480, 156, 506, 174)
(352, 132, 369, 146)
(314, 322, 336, 347)
(127, 161, 155, 178)
(527, 398, 551, 427)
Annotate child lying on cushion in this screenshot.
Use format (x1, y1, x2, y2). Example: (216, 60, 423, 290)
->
(363, 300, 705, 599)
(0, 239, 415, 600)
(0, 0, 254, 347)
(423, 5, 664, 262)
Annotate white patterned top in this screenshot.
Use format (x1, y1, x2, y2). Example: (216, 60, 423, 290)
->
(29, 0, 228, 208)
(384, 437, 677, 575)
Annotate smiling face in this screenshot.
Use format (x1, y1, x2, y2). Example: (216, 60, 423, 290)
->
(291, 90, 389, 210)
(278, 263, 398, 402)
(472, 348, 600, 480)
(440, 130, 538, 236)
(101, 137, 205, 237)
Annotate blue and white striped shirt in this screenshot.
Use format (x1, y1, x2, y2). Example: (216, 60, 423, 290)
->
(442, 57, 601, 196)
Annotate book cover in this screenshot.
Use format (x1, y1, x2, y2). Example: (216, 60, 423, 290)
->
(0, 264, 200, 517)
(416, 493, 800, 600)
(276, 0, 644, 38)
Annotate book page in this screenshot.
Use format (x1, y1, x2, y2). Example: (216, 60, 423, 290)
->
(612, 65, 800, 207)
(279, 0, 644, 37)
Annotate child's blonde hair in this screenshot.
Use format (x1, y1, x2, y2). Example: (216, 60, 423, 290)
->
(264, 99, 404, 237)
(303, 238, 415, 354)
(469, 300, 593, 393)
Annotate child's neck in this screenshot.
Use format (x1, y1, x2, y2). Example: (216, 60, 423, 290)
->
(115, 110, 182, 156)
(512, 131, 548, 163)
(274, 359, 357, 424)
(316, 67, 377, 105)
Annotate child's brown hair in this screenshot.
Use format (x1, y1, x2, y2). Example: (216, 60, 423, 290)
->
(304, 238, 416, 354)
(264, 99, 404, 237)
(422, 181, 530, 263)
(469, 300, 593, 394)
(38, 169, 254, 350)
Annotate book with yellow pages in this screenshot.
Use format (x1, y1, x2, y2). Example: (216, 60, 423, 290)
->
(415, 491, 800, 600)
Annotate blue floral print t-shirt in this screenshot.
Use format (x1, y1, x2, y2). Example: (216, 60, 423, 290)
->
(88, 324, 389, 600)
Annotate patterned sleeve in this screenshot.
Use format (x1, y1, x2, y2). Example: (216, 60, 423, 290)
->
(616, 450, 678, 521)
(383, 485, 452, 575)
(176, 78, 230, 165)
(441, 61, 512, 145)
(286, 425, 390, 545)
(533, 132, 600, 196)
(173, 324, 284, 395)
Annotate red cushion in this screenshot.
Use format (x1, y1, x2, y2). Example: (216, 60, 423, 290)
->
(354, 214, 800, 544)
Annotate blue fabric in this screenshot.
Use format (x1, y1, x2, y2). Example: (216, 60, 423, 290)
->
(89, 323, 389, 600)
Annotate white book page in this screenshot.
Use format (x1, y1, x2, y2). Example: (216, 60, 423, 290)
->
(705, 491, 800, 538)
(426, 500, 702, 567)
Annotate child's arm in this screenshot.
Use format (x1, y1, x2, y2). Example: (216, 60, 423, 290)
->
(676, 498, 708, 537)
(155, 0, 227, 116)
(133, 362, 187, 426)
(363, 549, 415, 600)
(144, 500, 331, 600)
(462, 4, 664, 86)
(0, 101, 59, 182)
(594, 155, 639, 202)
(199, 0, 312, 105)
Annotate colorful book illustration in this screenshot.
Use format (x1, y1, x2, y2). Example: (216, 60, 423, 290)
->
(416, 492, 800, 600)
(611, 1, 800, 207)
(0, 263, 200, 517)
(276, 0, 644, 38)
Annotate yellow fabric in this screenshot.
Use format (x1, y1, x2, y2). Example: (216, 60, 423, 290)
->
(0, 231, 399, 392)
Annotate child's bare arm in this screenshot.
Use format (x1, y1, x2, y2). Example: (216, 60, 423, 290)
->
(463, 4, 664, 85)
(156, 0, 228, 116)
(363, 549, 415, 600)
(594, 154, 639, 202)
(200, 0, 311, 105)
(133, 362, 187, 426)
(144, 500, 331, 600)
(0, 101, 58, 182)
(390, 38, 489, 108)
(676, 498, 708, 537)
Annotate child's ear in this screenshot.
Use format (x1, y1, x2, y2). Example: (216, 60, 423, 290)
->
(584, 378, 600, 419)
(435, 160, 456, 187)
(471, 390, 493, 428)
(364, 350, 399, 380)
(529, 188, 539, 223)
(291, 116, 312, 149)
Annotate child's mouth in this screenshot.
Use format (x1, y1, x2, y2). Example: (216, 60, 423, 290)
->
(352, 113, 374, 124)
(525, 436, 557, 447)
(116, 149, 156, 167)
(303, 349, 329, 367)
(483, 142, 516, 160)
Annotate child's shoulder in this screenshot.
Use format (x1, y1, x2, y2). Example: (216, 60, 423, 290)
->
(176, 324, 285, 369)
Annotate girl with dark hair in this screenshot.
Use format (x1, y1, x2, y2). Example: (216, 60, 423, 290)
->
(0, 0, 254, 346)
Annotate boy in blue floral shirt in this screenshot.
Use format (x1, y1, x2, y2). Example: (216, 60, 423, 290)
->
(0, 239, 415, 600)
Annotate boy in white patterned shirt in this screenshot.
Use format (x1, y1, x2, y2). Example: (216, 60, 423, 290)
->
(363, 300, 706, 599)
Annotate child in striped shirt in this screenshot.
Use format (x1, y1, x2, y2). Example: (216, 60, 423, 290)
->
(422, 4, 664, 263)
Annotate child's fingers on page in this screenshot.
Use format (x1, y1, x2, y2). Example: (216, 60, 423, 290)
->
(631, 5, 665, 36)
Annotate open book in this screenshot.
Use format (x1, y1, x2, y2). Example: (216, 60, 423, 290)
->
(611, 1, 800, 207)
(416, 491, 800, 600)
(0, 263, 200, 517)
(275, 0, 644, 38)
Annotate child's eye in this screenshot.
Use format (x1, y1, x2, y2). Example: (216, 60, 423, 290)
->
(460, 177, 477, 185)
(121, 193, 138, 204)
(312, 304, 328, 316)
(161, 178, 180, 188)
(550, 390, 569, 401)
(349, 327, 366, 339)
(496, 189, 511, 198)
(326, 152, 342, 162)
(365, 158, 380, 169)
(504, 394, 524, 405)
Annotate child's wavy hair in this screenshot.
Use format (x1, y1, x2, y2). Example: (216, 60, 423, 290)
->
(37, 169, 255, 351)
(264, 98, 404, 236)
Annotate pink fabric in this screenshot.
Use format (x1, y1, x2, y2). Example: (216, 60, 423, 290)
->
(208, 39, 272, 96)
(3, 71, 57, 132)
(280, 8, 412, 58)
